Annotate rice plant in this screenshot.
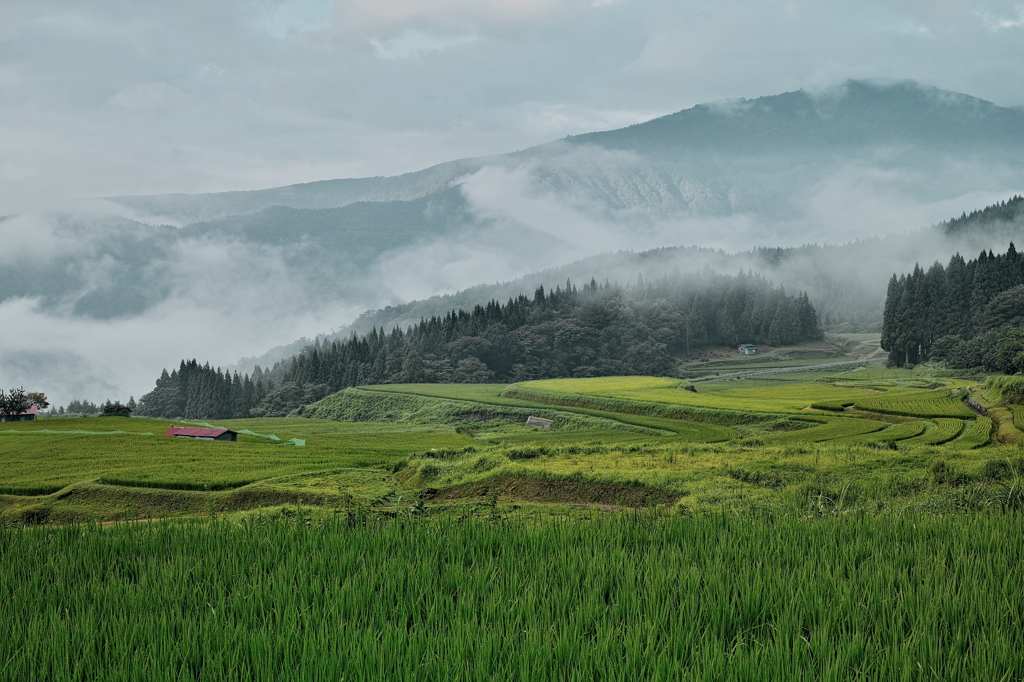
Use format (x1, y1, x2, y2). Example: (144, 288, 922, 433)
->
(902, 418, 965, 446)
(950, 417, 995, 449)
(1, 513, 1021, 680)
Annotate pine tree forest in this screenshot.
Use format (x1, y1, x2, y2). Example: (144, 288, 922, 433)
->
(139, 271, 821, 419)
(881, 244, 1024, 370)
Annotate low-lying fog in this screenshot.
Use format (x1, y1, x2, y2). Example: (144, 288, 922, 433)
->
(1, 158, 1018, 407)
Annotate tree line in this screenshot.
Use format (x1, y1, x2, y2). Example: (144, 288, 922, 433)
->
(135, 362, 272, 420)
(881, 243, 1024, 371)
(942, 196, 1024, 235)
(137, 271, 820, 419)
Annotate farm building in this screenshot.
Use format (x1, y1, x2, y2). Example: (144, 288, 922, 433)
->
(163, 426, 239, 441)
(526, 416, 553, 428)
(0, 405, 38, 422)
(738, 344, 758, 355)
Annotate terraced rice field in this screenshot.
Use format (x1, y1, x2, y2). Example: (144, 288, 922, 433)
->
(902, 418, 965, 446)
(1010, 405, 1024, 430)
(836, 420, 927, 443)
(519, 376, 974, 417)
(764, 418, 887, 443)
(852, 390, 976, 419)
(949, 418, 994, 449)
(0, 417, 473, 493)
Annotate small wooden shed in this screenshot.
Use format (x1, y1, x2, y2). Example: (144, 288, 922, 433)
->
(526, 416, 553, 429)
(738, 344, 758, 355)
(0, 405, 38, 423)
(163, 426, 239, 441)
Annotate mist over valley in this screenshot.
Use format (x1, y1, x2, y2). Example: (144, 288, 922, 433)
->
(3, 79, 1024, 405)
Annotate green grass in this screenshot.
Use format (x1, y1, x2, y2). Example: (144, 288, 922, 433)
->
(352, 385, 744, 444)
(1, 376, 1018, 523)
(835, 420, 927, 444)
(518, 376, 969, 416)
(1010, 405, 1024, 431)
(1, 513, 1022, 680)
(763, 418, 887, 443)
(903, 418, 965, 446)
(949, 418, 995, 449)
(853, 390, 976, 418)
(0, 417, 474, 492)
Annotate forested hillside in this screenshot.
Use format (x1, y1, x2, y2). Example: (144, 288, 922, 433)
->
(881, 244, 1024, 370)
(943, 196, 1024, 235)
(140, 271, 820, 418)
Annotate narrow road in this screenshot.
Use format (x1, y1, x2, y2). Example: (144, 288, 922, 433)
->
(691, 357, 886, 383)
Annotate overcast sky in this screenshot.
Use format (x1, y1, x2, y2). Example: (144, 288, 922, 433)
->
(3, 0, 1024, 215)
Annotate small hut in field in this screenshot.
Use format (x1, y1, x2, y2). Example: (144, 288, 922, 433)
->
(163, 426, 239, 441)
(0, 405, 38, 423)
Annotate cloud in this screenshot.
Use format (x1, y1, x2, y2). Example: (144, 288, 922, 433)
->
(109, 82, 191, 112)
(983, 8, 1024, 30)
(370, 29, 480, 59)
(335, 0, 597, 33)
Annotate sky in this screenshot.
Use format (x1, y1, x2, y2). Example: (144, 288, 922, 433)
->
(4, 0, 1024, 407)
(3, 0, 1024, 215)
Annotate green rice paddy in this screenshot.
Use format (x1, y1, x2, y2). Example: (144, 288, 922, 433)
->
(2, 513, 1022, 680)
(3, 363, 1024, 677)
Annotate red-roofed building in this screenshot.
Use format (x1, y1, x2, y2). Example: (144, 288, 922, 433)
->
(0, 405, 39, 423)
(163, 426, 238, 441)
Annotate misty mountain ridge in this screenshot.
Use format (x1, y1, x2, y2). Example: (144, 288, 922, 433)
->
(231, 195, 1024, 377)
(6, 78, 1024, 405)
(111, 79, 1024, 223)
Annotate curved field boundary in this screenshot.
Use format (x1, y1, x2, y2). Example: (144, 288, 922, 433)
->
(1, 429, 154, 436)
(949, 418, 994, 449)
(97, 478, 257, 492)
(853, 392, 975, 419)
(0, 485, 65, 497)
(435, 474, 681, 507)
(362, 386, 738, 442)
(690, 357, 886, 382)
(902, 419, 965, 446)
(834, 421, 926, 444)
(1010, 405, 1024, 431)
(502, 386, 798, 427)
(764, 418, 886, 443)
(306, 389, 670, 437)
(810, 401, 854, 412)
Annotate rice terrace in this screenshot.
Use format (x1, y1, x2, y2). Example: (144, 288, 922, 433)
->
(3, 351, 1024, 678)
(8, 14, 1024, 676)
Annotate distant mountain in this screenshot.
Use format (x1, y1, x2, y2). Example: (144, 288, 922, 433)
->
(18, 79, 1021, 325)
(112, 79, 1024, 225)
(7, 79, 1024, 406)
(231, 193, 1024, 376)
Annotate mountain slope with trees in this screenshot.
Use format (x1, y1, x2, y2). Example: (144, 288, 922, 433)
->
(140, 271, 821, 419)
